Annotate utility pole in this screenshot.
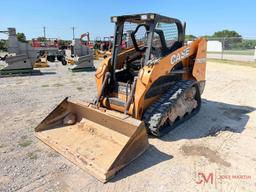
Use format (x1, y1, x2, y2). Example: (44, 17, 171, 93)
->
(71, 27, 75, 40)
(43, 26, 46, 38)
(254, 46, 256, 61)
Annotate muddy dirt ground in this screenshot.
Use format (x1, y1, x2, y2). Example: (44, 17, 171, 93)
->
(0, 60, 256, 192)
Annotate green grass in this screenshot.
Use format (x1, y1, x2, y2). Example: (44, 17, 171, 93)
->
(208, 49, 254, 56)
(207, 58, 256, 68)
(27, 151, 38, 160)
(41, 84, 49, 87)
(18, 138, 32, 147)
(18, 140, 32, 147)
(21, 135, 27, 140)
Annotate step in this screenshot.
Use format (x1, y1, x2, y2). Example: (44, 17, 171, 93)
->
(108, 97, 126, 107)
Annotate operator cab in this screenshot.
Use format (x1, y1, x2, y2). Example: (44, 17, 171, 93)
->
(110, 13, 185, 86)
(108, 13, 185, 99)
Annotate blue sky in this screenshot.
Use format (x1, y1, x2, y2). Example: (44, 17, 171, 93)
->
(1, 0, 255, 40)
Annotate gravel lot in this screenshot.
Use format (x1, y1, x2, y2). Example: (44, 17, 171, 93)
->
(0, 60, 256, 192)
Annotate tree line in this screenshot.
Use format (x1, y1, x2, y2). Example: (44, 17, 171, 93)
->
(186, 30, 256, 50)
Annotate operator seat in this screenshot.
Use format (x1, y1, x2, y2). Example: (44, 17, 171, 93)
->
(154, 29, 182, 57)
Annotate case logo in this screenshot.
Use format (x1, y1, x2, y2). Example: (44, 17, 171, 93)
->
(171, 47, 190, 65)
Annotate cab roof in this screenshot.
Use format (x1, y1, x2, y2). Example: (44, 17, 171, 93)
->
(111, 13, 182, 24)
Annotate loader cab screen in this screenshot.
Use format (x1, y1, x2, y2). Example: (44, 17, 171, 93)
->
(121, 21, 180, 59)
(113, 20, 182, 84)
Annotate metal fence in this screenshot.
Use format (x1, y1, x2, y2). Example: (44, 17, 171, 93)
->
(187, 37, 256, 62)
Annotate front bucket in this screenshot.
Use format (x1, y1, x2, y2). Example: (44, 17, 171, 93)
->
(35, 98, 149, 182)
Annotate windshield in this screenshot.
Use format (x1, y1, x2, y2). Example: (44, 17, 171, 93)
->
(120, 21, 179, 58)
(122, 21, 148, 50)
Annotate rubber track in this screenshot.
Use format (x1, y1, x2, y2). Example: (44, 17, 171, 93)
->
(142, 80, 201, 137)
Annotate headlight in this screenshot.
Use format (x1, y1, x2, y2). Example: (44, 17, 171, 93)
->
(111, 17, 117, 23)
(149, 14, 155, 19)
(140, 15, 148, 20)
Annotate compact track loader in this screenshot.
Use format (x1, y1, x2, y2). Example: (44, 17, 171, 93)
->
(35, 13, 207, 182)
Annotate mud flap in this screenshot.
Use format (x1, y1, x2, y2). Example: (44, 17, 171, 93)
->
(35, 98, 149, 182)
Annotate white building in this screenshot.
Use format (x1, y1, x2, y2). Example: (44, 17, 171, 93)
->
(187, 40, 222, 52)
(207, 41, 222, 52)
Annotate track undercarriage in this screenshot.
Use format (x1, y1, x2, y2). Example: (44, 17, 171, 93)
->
(143, 80, 201, 136)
